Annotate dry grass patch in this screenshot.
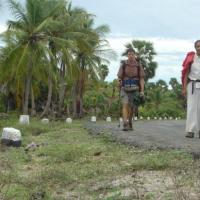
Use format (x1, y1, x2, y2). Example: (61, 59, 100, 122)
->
(0, 116, 200, 199)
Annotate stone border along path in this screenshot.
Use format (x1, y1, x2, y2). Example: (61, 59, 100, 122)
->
(85, 120, 200, 156)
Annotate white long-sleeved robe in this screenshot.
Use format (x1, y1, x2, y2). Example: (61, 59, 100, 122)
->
(186, 54, 200, 133)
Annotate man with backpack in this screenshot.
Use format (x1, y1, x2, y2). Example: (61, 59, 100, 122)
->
(117, 49, 145, 131)
(182, 40, 200, 138)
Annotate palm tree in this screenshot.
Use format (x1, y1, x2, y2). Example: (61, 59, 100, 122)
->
(52, 5, 89, 116)
(169, 77, 185, 109)
(156, 79, 168, 90)
(0, 0, 115, 117)
(169, 77, 182, 96)
(72, 16, 114, 118)
(123, 40, 158, 81)
(41, 4, 95, 117)
(99, 64, 109, 81)
(0, 0, 69, 114)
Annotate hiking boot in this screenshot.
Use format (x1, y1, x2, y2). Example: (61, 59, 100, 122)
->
(127, 121, 133, 131)
(122, 122, 129, 131)
(185, 132, 194, 138)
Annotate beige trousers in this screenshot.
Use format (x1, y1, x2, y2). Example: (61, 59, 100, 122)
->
(186, 81, 200, 133)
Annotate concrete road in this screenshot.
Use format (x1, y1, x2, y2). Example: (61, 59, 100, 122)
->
(85, 120, 200, 154)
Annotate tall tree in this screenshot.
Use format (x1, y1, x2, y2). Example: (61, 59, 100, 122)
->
(99, 64, 109, 80)
(169, 77, 185, 109)
(0, 0, 68, 114)
(156, 79, 168, 90)
(169, 77, 181, 94)
(41, 4, 94, 117)
(72, 16, 114, 118)
(123, 40, 157, 81)
(56, 5, 89, 116)
(0, 0, 115, 117)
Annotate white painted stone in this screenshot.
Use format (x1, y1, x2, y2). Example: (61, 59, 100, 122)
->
(159, 117, 162, 120)
(154, 117, 157, 120)
(106, 117, 112, 122)
(147, 117, 150, 120)
(91, 116, 96, 122)
(19, 115, 29, 125)
(134, 116, 138, 121)
(119, 117, 123, 122)
(66, 118, 72, 124)
(169, 117, 173, 120)
(140, 116, 143, 120)
(175, 117, 178, 120)
(41, 118, 49, 124)
(164, 117, 167, 120)
(2, 127, 21, 141)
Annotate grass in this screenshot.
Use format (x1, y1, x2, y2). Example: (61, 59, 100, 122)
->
(0, 115, 199, 199)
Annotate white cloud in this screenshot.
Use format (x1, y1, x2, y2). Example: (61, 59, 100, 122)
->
(106, 36, 195, 84)
(150, 64, 182, 83)
(0, 24, 6, 33)
(107, 36, 194, 55)
(150, 37, 194, 53)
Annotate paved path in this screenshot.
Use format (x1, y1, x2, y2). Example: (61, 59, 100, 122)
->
(85, 120, 200, 154)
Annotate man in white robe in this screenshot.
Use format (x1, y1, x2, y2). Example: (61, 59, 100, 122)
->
(182, 40, 200, 138)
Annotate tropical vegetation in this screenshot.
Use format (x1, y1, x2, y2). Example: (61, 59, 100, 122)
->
(0, 0, 185, 119)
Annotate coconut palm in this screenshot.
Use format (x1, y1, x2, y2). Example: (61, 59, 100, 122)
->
(41, 4, 97, 117)
(72, 16, 115, 117)
(50, 5, 90, 116)
(0, 0, 115, 117)
(0, 0, 72, 114)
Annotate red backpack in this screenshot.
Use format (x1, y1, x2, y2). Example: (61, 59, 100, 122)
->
(181, 51, 195, 85)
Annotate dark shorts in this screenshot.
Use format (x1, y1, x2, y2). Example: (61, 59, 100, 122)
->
(120, 88, 139, 107)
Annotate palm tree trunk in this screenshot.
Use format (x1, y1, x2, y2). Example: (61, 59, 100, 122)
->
(58, 82, 66, 114)
(79, 76, 84, 117)
(66, 104, 70, 116)
(23, 61, 33, 114)
(72, 81, 79, 118)
(72, 80, 84, 118)
(79, 97, 83, 117)
(72, 58, 86, 118)
(73, 70, 85, 118)
(31, 86, 36, 116)
(40, 74, 53, 118)
(58, 62, 66, 114)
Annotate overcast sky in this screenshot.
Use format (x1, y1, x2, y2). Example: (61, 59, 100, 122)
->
(0, 0, 199, 84)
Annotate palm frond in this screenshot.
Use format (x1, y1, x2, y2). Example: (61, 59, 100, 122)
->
(7, 0, 28, 23)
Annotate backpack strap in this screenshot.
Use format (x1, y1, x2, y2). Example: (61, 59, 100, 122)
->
(137, 59, 141, 91)
(121, 60, 126, 80)
(122, 59, 141, 79)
